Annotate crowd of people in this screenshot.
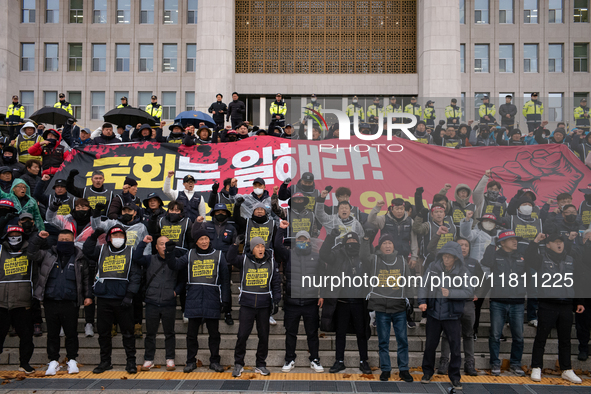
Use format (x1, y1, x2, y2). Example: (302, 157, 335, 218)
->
(0, 92, 590, 391)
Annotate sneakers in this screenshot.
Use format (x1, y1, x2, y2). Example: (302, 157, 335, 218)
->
(126, 360, 137, 374)
(19, 364, 35, 374)
(166, 359, 175, 371)
(310, 359, 324, 373)
(111, 324, 117, 337)
(282, 360, 295, 372)
(464, 361, 478, 376)
(510, 365, 525, 376)
(380, 371, 390, 381)
(33, 323, 43, 337)
(255, 366, 270, 376)
(85, 323, 94, 337)
(399, 370, 414, 383)
(184, 362, 197, 373)
(578, 350, 588, 361)
(407, 320, 416, 329)
(232, 364, 244, 377)
(491, 365, 501, 376)
(269, 316, 277, 326)
(359, 360, 371, 374)
(225, 312, 234, 325)
(45, 360, 60, 376)
(59, 327, 65, 337)
(209, 362, 224, 373)
(420, 374, 432, 383)
(183, 314, 189, 324)
(134, 323, 143, 338)
(437, 357, 449, 375)
(562, 369, 582, 384)
(141, 360, 154, 371)
(419, 317, 427, 326)
(67, 359, 79, 374)
(329, 361, 346, 373)
(451, 380, 463, 390)
(93, 362, 113, 374)
(530, 367, 542, 382)
(528, 320, 538, 328)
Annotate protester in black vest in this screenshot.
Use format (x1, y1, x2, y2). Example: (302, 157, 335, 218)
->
(227, 235, 281, 377)
(163, 171, 206, 221)
(167, 228, 231, 373)
(83, 226, 141, 374)
(142, 192, 166, 237)
(157, 201, 193, 256)
(234, 202, 276, 254)
(133, 235, 181, 372)
(66, 169, 113, 218)
(29, 229, 92, 376)
(285, 193, 317, 238)
(108, 177, 141, 219)
(207, 178, 238, 212)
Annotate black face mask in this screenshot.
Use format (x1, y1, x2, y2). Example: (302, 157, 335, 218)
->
(168, 213, 182, 223)
(57, 241, 76, 257)
(72, 210, 91, 222)
(565, 214, 577, 223)
(299, 183, 314, 193)
(3, 155, 15, 164)
(252, 215, 268, 224)
(344, 242, 360, 256)
(120, 213, 134, 224)
(46, 139, 57, 148)
(214, 214, 227, 223)
(227, 136, 237, 142)
(21, 221, 35, 234)
(291, 202, 306, 212)
(585, 194, 591, 203)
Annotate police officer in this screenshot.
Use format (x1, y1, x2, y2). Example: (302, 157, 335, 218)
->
(479, 95, 496, 126)
(574, 98, 590, 133)
(54, 93, 73, 115)
(424, 100, 436, 128)
(66, 169, 113, 218)
(404, 96, 422, 120)
(304, 94, 322, 122)
(385, 96, 402, 123)
(523, 92, 544, 133)
(117, 96, 130, 109)
(445, 98, 462, 127)
(6, 95, 25, 140)
(367, 97, 385, 126)
(145, 95, 162, 124)
(346, 96, 365, 122)
(83, 226, 142, 374)
(269, 93, 287, 128)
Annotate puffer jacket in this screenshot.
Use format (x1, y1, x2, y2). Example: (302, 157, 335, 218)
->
(0, 178, 45, 231)
(459, 218, 494, 261)
(0, 240, 35, 310)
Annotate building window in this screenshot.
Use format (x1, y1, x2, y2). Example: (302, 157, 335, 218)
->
(22, 0, 36, 23)
(499, 44, 514, 73)
(68, 91, 82, 119)
(188, 0, 198, 24)
(187, 44, 196, 72)
(548, 44, 563, 73)
(68, 43, 82, 71)
(44, 91, 57, 107)
(460, 44, 465, 73)
(117, 0, 130, 23)
(164, 0, 178, 24)
(474, 44, 489, 73)
(499, 0, 513, 23)
(91, 92, 105, 119)
(459, 0, 465, 24)
(92, 44, 106, 72)
(460, 92, 466, 121)
(474, 93, 490, 117)
(69, 0, 83, 23)
(574, 0, 589, 22)
(163, 44, 177, 72)
(116, 44, 130, 72)
(162, 92, 177, 120)
(20, 91, 34, 116)
(548, 93, 563, 121)
(21, 43, 34, 71)
(44, 43, 58, 72)
(140, 0, 154, 24)
(475, 0, 489, 24)
(549, 0, 563, 23)
(46, 0, 59, 23)
(139, 44, 154, 72)
(574, 43, 589, 72)
(185, 92, 195, 111)
(524, 0, 538, 24)
(114, 91, 129, 107)
(93, 0, 107, 23)
(138, 91, 152, 110)
(524, 44, 538, 73)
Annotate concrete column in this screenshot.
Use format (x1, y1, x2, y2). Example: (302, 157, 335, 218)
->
(259, 97, 266, 127)
(195, 0, 235, 112)
(0, 6, 21, 113)
(417, 0, 461, 100)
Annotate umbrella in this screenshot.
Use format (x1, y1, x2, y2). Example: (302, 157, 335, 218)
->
(30, 106, 76, 125)
(174, 111, 216, 128)
(103, 106, 156, 127)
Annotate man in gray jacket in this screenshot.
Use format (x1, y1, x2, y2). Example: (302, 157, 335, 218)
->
(499, 95, 517, 132)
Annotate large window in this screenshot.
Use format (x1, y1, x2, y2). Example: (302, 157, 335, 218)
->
(524, 0, 538, 24)
(20, 91, 34, 116)
(548, 44, 563, 73)
(185, 92, 195, 111)
(92, 44, 106, 72)
(548, 93, 563, 121)
(93, 0, 107, 23)
(46, 0, 59, 23)
(138, 92, 152, 110)
(116, 44, 130, 72)
(163, 44, 177, 72)
(21, 43, 35, 71)
(117, 0, 130, 23)
(475, 0, 489, 24)
(140, 0, 154, 24)
(474, 44, 489, 73)
(460, 44, 465, 73)
(139, 44, 154, 72)
(549, 0, 563, 23)
(188, 0, 198, 24)
(114, 91, 129, 107)
(22, 0, 36, 23)
(459, 0, 465, 24)
(164, 0, 178, 24)
(499, 0, 514, 23)
(68, 43, 82, 72)
(574, 0, 589, 22)
(574, 43, 589, 72)
(68, 91, 82, 119)
(44, 43, 59, 72)
(162, 92, 177, 120)
(499, 44, 514, 73)
(69, 0, 83, 23)
(91, 92, 105, 119)
(187, 44, 196, 72)
(44, 91, 57, 107)
(524, 44, 538, 73)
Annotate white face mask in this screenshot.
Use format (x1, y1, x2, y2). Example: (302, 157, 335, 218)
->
(519, 205, 533, 216)
(253, 187, 264, 195)
(8, 236, 22, 246)
(352, 100, 358, 104)
(482, 221, 496, 231)
(111, 238, 125, 248)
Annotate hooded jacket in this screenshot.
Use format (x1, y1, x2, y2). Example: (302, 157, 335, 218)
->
(0, 179, 45, 231)
(93, 131, 121, 145)
(27, 129, 72, 175)
(16, 122, 43, 163)
(1, 146, 26, 178)
(439, 184, 476, 225)
(314, 195, 365, 242)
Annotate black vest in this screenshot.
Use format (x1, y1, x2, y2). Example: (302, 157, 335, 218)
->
(451, 201, 476, 225)
(511, 215, 542, 242)
(240, 254, 274, 296)
(83, 187, 112, 215)
(158, 216, 190, 250)
(580, 201, 591, 226)
(381, 214, 412, 257)
(49, 193, 76, 216)
(368, 254, 408, 299)
(42, 144, 66, 170)
(96, 245, 133, 281)
(0, 246, 31, 284)
(187, 249, 221, 286)
(245, 218, 275, 250)
(287, 209, 315, 238)
(176, 191, 201, 221)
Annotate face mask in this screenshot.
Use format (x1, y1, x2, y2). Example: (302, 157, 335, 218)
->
(311, 99, 317, 103)
(253, 188, 264, 195)
(228, 136, 237, 142)
(486, 190, 499, 201)
(345, 242, 360, 255)
(291, 201, 306, 212)
(352, 100, 358, 104)
(565, 214, 577, 223)
(252, 215, 268, 224)
(3, 155, 15, 164)
(482, 221, 496, 231)
(111, 238, 125, 248)
(120, 213, 134, 224)
(299, 183, 314, 192)
(57, 241, 76, 256)
(21, 222, 35, 233)
(168, 213, 182, 222)
(296, 241, 310, 250)
(518, 205, 533, 216)
(72, 210, 91, 222)
(8, 235, 22, 246)
(214, 214, 227, 223)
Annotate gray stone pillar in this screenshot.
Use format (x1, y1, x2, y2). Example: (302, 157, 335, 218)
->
(0, 6, 21, 112)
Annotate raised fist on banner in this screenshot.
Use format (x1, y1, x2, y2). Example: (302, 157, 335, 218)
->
(490, 149, 585, 202)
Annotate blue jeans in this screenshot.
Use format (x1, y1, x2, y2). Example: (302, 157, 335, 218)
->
(489, 301, 524, 368)
(375, 311, 409, 372)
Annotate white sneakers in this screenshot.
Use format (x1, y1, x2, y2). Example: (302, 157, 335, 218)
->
(310, 359, 324, 373)
(269, 316, 277, 326)
(85, 323, 94, 337)
(562, 369, 582, 384)
(530, 367, 541, 382)
(141, 360, 155, 371)
(282, 360, 295, 372)
(183, 314, 189, 324)
(166, 359, 176, 371)
(67, 359, 79, 374)
(46, 360, 60, 376)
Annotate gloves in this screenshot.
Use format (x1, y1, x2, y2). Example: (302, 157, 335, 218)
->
(497, 196, 507, 204)
(50, 199, 63, 211)
(419, 208, 429, 222)
(221, 302, 231, 314)
(165, 240, 176, 254)
(325, 185, 333, 193)
(454, 144, 462, 149)
(92, 203, 106, 218)
(284, 177, 291, 184)
(416, 187, 424, 195)
(121, 296, 133, 308)
(212, 182, 219, 193)
(90, 228, 105, 240)
(235, 235, 245, 245)
(235, 196, 245, 204)
(272, 303, 279, 315)
(69, 169, 79, 177)
(439, 120, 446, 126)
(330, 228, 341, 238)
(364, 228, 378, 240)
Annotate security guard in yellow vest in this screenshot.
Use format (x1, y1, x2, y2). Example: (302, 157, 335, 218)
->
(346, 96, 365, 122)
(117, 96, 130, 109)
(53, 93, 73, 116)
(445, 98, 462, 127)
(6, 95, 25, 140)
(366, 97, 385, 125)
(523, 92, 544, 133)
(424, 100, 436, 128)
(304, 94, 322, 121)
(145, 95, 162, 123)
(404, 96, 422, 120)
(269, 93, 287, 128)
(574, 98, 590, 132)
(385, 96, 402, 123)
(478, 95, 497, 126)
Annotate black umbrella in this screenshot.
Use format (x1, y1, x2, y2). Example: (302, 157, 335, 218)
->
(103, 106, 156, 127)
(30, 106, 76, 125)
